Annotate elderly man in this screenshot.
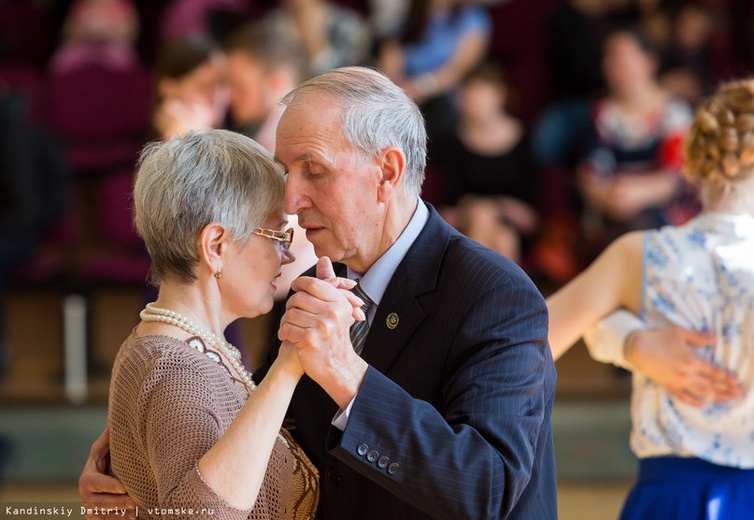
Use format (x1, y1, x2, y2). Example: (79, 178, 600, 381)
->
(266, 67, 557, 520)
(80, 67, 557, 519)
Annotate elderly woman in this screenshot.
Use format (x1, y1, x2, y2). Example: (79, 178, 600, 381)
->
(548, 79, 754, 518)
(107, 129, 326, 519)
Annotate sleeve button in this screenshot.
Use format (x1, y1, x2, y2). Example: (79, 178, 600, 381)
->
(357, 443, 369, 456)
(366, 450, 379, 463)
(377, 456, 390, 469)
(387, 462, 400, 475)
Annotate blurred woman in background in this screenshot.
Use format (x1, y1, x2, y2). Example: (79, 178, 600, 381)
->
(434, 62, 539, 264)
(577, 26, 695, 259)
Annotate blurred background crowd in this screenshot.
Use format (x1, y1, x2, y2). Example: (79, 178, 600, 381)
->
(4, 0, 753, 362)
(1, 0, 754, 513)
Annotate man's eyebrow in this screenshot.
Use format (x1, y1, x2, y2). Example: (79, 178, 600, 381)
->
(295, 153, 315, 165)
(274, 154, 317, 166)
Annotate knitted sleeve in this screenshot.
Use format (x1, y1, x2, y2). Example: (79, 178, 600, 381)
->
(138, 349, 251, 520)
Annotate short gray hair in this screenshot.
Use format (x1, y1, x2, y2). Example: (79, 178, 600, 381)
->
(133, 129, 285, 284)
(281, 67, 427, 198)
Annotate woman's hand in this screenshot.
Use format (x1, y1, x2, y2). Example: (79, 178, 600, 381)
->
(276, 340, 305, 379)
(625, 327, 742, 406)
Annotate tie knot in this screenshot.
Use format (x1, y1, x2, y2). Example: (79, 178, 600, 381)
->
(351, 282, 373, 312)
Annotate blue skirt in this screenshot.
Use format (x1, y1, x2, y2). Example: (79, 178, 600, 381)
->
(620, 457, 754, 520)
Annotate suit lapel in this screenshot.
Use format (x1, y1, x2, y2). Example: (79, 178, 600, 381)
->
(360, 204, 453, 374)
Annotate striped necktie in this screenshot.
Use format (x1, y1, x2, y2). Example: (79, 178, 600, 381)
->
(350, 282, 373, 356)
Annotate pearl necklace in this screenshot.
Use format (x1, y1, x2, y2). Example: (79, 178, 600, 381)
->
(139, 302, 257, 392)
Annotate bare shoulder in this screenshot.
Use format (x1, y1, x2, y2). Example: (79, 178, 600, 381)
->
(601, 231, 645, 265)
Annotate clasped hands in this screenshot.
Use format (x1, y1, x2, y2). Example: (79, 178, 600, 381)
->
(278, 257, 370, 409)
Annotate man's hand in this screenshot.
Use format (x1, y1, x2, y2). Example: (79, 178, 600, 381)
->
(79, 428, 136, 520)
(278, 257, 367, 408)
(313, 256, 358, 293)
(625, 327, 743, 407)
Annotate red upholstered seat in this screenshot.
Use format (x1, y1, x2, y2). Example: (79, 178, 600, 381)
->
(44, 62, 152, 173)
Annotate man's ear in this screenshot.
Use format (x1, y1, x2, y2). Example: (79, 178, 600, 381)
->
(377, 147, 406, 203)
(198, 222, 227, 275)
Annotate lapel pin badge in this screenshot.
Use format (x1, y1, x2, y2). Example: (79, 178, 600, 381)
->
(386, 312, 399, 330)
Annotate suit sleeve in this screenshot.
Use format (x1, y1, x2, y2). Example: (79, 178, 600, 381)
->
(326, 276, 552, 519)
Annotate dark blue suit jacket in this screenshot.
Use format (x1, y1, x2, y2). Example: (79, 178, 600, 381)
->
(257, 204, 557, 519)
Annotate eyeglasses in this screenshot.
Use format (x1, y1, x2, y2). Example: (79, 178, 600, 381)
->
(252, 227, 294, 250)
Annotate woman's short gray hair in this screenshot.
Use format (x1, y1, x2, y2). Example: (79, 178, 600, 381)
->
(281, 67, 427, 198)
(133, 129, 285, 284)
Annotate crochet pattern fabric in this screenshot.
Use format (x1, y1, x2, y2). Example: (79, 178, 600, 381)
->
(108, 333, 319, 519)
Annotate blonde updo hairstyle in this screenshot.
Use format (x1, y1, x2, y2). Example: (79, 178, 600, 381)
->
(684, 79, 754, 191)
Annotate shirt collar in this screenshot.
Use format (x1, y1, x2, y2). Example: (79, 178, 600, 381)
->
(347, 200, 429, 306)
(695, 211, 754, 240)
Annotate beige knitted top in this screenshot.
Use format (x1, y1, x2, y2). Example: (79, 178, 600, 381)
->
(108, 332, 319, 520)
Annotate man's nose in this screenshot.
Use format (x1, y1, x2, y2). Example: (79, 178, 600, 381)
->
(284, 176, 309, 215)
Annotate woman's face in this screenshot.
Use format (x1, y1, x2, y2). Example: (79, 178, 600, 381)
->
(456, 78, 505, 119)
(221, 209, 295, 319)
(602, 33, 656, 94)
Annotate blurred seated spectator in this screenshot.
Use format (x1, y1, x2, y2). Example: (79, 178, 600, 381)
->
(264, 0, 370, 76)
(152, 35, 228, 139)
(535, 0, 637, 169)
(223, 22, 317, 352)
(42, 0, 152, 174)
(50, 0, 140, 76)
(223, 22, 304, 150)
(378, 0, 491, 142)
(529, 0, 631, 283)
(432, 62, 539, 265)
(576, 26, 697, 260)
